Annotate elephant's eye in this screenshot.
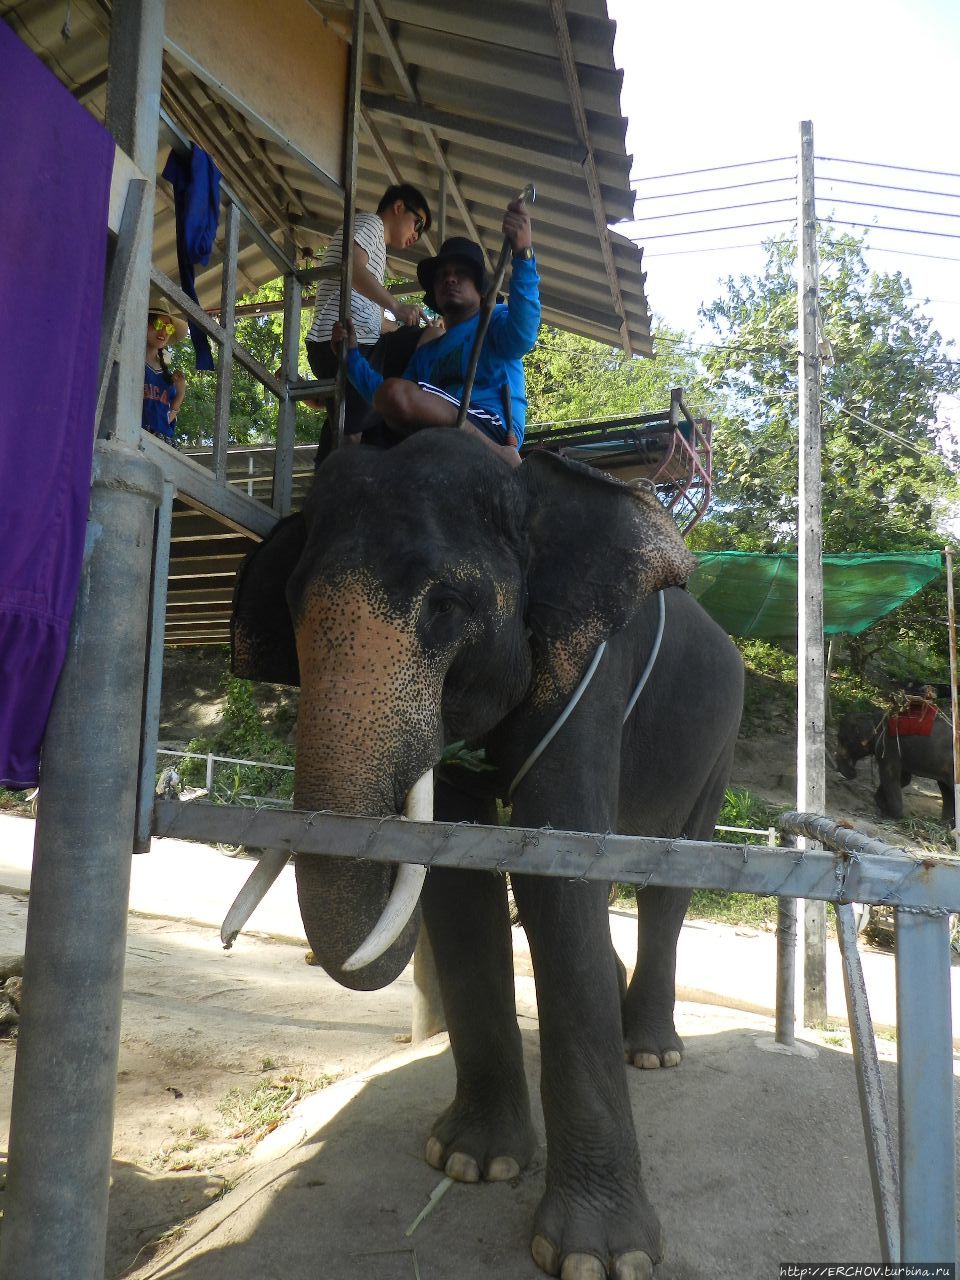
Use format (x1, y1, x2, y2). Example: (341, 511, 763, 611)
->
(422, 586, 474, 640)
(427, 588, 471, 618)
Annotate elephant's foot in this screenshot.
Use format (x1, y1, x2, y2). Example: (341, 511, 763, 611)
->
(530, 1176, 662, 1278)
(623, 1023, 683, 1070)
(621, 992, 683, 1068)
(426, 1091, 536, 1183)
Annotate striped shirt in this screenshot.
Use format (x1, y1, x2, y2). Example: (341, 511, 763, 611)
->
(306, 211, 387, 347)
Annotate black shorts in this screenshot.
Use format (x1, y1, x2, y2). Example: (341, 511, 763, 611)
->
(417, 382, 507, 443)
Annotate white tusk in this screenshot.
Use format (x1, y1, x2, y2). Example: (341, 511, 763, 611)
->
(220, 848, 291, 950)
(341, 771, 433, 972)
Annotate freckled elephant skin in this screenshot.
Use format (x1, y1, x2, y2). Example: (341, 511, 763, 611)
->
(232, 430, 744, 1276)
(292, 573, 444, 989)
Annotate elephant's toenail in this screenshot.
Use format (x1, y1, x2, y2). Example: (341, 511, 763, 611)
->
(634, 1052, 661, 1069)
(445, 1151, 480, 1182)
(612, 1249, 654, 1279)
(425, 1136, 445, 1169)
(486, 1155, 520, 1181)
(560, 1252, 605, 1279)
(661, 1050, 681, 1068)
(531, 1233, 561, 1275)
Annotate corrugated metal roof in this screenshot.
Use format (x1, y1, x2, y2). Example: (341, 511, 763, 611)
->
(3, 0, 651, 354)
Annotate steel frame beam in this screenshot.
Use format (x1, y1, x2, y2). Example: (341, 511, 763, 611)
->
(152, 801, 960, 912)
(546, 0, 632, 354)
(0, 10, 166, 1274)
(363, 0, 492, 265)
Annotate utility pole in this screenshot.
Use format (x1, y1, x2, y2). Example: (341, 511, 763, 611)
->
(797, 120, 827, 1027)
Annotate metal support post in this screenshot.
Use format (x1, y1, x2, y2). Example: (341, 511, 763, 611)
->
(773, 825, 797, 1047)
(412, 926, 445, 1043)
(332, 0, 364, 451)
(796, 120, 827, 1026)
(212, 199, 239, 482)
(895, 909, 956, 1263)
(437, 169, 448, 246)
(945, 546, 960, 855)
(135, 478, 175, 851)
(0, 444, 164, 1280)
(273, 237, 302, 514)
(0, 5, 167, 1276)
(101, 0, 164, 450)
(835, 903, 900, 1261)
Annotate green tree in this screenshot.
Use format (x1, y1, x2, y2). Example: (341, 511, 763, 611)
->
(173, 279, 322, 448)
(524, 322, 719, 429)
(697, 231, 960, 553)
(695, 231, 960, 678)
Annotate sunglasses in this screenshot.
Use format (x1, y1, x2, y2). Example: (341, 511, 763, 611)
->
(151, 316, 177, 337)
(404, 204, 426, 239)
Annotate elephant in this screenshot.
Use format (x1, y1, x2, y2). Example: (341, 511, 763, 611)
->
(232, 429, 744, 1279)
(835, 708, 955, 822)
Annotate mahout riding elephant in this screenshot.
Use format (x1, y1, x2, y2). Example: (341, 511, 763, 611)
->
(835, 708, 955, 822)
(232, 430, 743, 1279)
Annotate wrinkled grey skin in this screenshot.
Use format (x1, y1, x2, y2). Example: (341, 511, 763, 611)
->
(233, 430, 744, 1278)
(836, 709, 955, 821)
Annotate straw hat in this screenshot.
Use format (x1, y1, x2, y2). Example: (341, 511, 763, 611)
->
(148, 294, 188, 342)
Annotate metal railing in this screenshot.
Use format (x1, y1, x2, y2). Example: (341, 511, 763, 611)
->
(156, 748, 293, 809)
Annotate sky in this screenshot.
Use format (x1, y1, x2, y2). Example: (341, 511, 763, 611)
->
(606, 0, 960, 379)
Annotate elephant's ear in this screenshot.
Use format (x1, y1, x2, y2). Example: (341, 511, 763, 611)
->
(231, 512, 306, 686)
(520, 452, 695, 638)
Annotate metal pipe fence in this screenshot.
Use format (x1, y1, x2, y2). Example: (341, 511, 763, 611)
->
(156, 748, 294, 809)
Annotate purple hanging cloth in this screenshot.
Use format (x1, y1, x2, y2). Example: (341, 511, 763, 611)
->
(0, 24, 113, 788)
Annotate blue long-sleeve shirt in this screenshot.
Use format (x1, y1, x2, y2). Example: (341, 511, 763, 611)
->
(347, 254, 541, 444)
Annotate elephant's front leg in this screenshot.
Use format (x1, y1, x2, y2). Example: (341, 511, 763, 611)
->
(621, 885, 691, 1069)
(513, 874, 662, 1279)
(420, 866, 536, 1182)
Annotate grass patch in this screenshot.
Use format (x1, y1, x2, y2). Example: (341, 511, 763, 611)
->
(0, 788, 37, 816)
(217, 1072, 336, 1140)
(687, 787, 784, 928)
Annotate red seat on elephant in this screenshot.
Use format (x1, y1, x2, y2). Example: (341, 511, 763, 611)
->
(888, 702, 938, 738)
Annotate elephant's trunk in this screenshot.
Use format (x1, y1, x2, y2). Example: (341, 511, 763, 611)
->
(292, 577, 443, 990)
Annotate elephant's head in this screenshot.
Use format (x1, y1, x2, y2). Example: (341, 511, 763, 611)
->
(835, 710, 882, 779)
(232, 430, 694, 990)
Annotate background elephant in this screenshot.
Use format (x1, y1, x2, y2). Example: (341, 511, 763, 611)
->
(232, 430, 744, 1278)
(835, 708, 955, 822)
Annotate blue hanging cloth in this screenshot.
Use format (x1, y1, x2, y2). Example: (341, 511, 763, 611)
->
(161, 144, 222, 371)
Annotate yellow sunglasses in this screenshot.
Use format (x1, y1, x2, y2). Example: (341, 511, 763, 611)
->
(151, 316, 177, 337)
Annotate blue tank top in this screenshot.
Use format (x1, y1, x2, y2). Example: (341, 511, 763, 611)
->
(143, 364, 177, 442)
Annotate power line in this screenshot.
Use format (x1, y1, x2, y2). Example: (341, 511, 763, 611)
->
(817, 174, 960, 202)
(856, 245, 960, 265)
(816, 155, 960, 183)
(633, 175, 796, 203)
(627, 197, 795, 224)
(824, 401, 941, 460)
(631, 217, 797, 242)
(821, 219, 960, 243)
(816, 196, 960, 222)
(644, 240, 769, 258)
(630, 156, 793, 184)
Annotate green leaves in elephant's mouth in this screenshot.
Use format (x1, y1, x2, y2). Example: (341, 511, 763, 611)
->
(440, 740, 496, 773)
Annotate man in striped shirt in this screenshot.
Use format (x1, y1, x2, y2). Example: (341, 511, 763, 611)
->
(333, 197, 538, 469)
(305, 183, 432, 435)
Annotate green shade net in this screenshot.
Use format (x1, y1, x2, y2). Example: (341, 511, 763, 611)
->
(688, 551, 943, 638)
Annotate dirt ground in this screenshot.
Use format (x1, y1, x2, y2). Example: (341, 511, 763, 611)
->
(0, 696, 955, 1276)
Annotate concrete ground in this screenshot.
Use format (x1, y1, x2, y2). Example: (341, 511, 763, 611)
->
(0, 813, 956, 1278)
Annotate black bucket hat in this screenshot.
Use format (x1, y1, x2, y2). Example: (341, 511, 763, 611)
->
(417, 237, 489, 310)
